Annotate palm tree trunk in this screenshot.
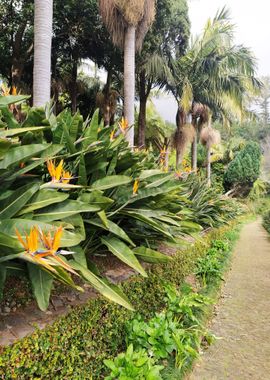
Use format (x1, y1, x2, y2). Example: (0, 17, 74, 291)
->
(33, 0, 53, 107)
(138, 97, 147, 148)
(70, 61, 78, 115)
(124, 25, 136, 147)
(191, 130, 198, 172)
(206, 146, 211, 186)
(176, 148, 183, 169)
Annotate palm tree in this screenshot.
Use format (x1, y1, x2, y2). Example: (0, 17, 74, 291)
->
(99, 0, 156, 146)
(33, 0, 53, 107)
(171, 7, 261, 169)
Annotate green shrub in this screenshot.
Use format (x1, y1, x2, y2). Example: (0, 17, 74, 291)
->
(262, 210, 270, 234)
(224, 142, 261, 192)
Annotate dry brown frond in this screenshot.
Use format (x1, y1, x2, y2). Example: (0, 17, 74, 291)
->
(200, 126, 221, 147)
(99, 0, 127, 48)
(173, 124, 195, 152)
(192, 102, 210, 129)
(99, 0, 156, 50)
(136, 0, 156, 50)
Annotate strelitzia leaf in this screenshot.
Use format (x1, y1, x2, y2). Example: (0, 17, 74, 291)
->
(101, 236, 147, 277)
(0, 183, 40, 220)
(133, 246, 172, 263)
(27, 264, 53, 311)
(33, 200, 101, 221)
(18, 189, 69, 215)
(91, 175, 132, 191)
(71, 261, 134, 310)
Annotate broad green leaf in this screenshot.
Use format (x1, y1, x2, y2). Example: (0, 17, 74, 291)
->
(91, 175, 132, 191)
(0, 95, 30, 106)
(78, 154, 87, 186)
(0, 127, 46, 138)
(33, 200, 101, 221)
(133, 246, 172, 263)
(139, 169, 164, 180)
(120, 210, 174, 240)
(71, 245, 87, 268)
(101, 236, 147, 277)
(0, 219, 83, 247)
(0, 138, 11, 159)
(78, 190, 114, 209)
(0, 231, 24, 255)
(0, 144, 49, 169)
(71, 261, 134, 310)
(0, 183, 40, 219)
(18, 189, 69, 215)
(8, 144, 64, 180)
(126, 181, 180, 205)
(0, 107, 19, 129)
(98, 210, 109, 228)
(63, 124, 76, 154)
(85, 219, 135, 247)
(27, 264, 53, 311)
(82, 109, 99, 148)
(145, 173, 174, 188)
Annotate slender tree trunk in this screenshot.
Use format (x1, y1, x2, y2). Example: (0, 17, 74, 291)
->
(191, 129, 198, 172)
(138, 70, 147, 148)
(124, 25, 136, 147)
(70, 61, 78, 115)
(206, 146, 211, 186)
(138, 97, 147, 148)
(176, 148, 183, 169)
(33, 0, 53, 107)
(164, 138, 170, 170)
(103, 69, 112, 126)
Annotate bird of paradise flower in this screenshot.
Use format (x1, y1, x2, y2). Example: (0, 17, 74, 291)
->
(15, 226, 77, 275)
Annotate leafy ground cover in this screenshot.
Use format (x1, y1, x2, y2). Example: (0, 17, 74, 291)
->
(0, 221, 241, 379)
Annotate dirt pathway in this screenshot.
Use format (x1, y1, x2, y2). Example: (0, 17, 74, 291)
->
(189, 219, 270, 380)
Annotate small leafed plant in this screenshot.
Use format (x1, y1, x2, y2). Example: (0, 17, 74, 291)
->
(104, 344, 164, 380)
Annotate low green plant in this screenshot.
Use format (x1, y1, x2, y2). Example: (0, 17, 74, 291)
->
(194, 239, 229, 287)
(104, 344, 164, 380)
(165, 284, 213, 326)
(126, 312, 178, 359)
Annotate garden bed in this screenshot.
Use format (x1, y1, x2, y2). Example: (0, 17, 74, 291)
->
(0, 221, 241, 379)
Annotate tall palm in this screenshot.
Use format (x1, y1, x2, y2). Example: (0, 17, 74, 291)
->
(99, 0, 155, 146)
(33, 0, 53, 107)
(171, 7, 261, 169)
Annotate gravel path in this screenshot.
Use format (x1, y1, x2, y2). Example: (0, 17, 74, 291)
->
(189, 219, 270, 380)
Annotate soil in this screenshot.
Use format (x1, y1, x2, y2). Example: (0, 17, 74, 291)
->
(188, 219, 270, 380)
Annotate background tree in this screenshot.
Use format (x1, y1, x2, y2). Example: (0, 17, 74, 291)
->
(136, 0, 190, 147)
(99, 0, 156, 146)
(0, 0, 33, 90)
(170, 8, 261, 170)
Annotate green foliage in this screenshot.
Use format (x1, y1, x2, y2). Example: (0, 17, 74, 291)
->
(224, 142, 261, 189)
(104, 344, 164, 380)
(262, 210, 270, 235)
(126, 313, 178, 359)
(195, 239, 230, 287)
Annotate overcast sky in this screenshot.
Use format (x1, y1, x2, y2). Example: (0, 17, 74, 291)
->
(188, 0, 270, 77)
